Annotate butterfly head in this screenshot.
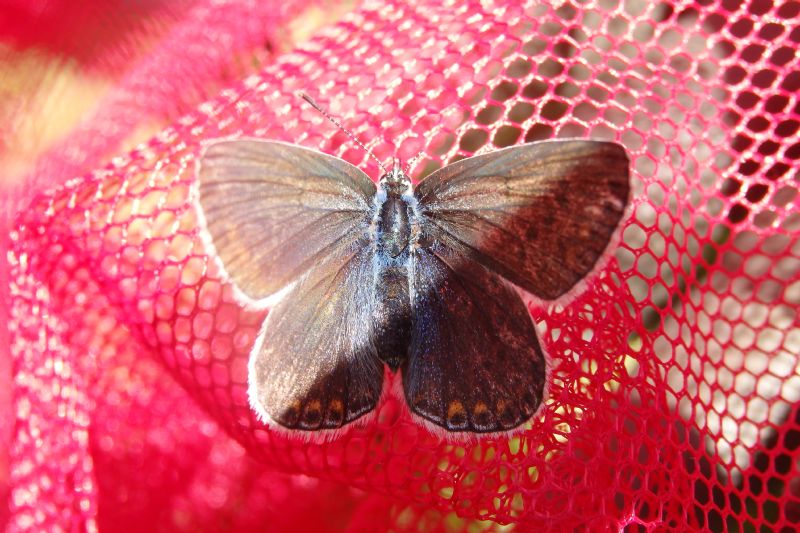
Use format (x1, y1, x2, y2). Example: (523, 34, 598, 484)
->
(379, 158, 412, 196)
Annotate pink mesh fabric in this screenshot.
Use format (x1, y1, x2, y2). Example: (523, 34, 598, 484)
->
(4, 0, 800, 530)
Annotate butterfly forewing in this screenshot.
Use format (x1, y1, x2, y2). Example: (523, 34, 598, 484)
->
(414, 140, 629, 300)
(405, 241, 547, 433)
(250, 240, 384, 430)
(197, 140, 375, 299)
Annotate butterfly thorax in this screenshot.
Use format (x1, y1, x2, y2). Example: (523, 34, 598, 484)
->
(372, 164, 415, 371)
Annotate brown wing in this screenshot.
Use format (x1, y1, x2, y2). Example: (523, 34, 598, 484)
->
(249, 240, 384, 431)
(404, 241, 547, 434)
(414, 140, 629, 300)
(197, 139, 375, 299)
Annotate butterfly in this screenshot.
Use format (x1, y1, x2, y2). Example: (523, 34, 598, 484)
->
(196, 134, 629, 439)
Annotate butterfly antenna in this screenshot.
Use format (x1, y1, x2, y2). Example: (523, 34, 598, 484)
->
(404, 149, 426, 174)
(298, 92, 388, 173)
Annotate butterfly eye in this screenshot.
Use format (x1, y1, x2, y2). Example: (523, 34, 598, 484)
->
(387, 169, 402, 183)
(379, 167, 411, 194)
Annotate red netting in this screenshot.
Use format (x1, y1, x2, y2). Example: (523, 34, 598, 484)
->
(3, 0, 800, 530)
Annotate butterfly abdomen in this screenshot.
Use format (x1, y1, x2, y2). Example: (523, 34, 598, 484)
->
(372, 264, 411, 371)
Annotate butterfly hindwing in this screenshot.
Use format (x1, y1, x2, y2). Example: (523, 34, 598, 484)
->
(197, 140, 375, 299)
(250, 241, 384, 431)
(405, 241, 547, 434)
(414, 140, 629, 300)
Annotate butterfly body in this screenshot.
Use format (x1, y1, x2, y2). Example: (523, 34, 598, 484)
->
(371, 163, 415, 371)
(197, 138, 630, 439)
